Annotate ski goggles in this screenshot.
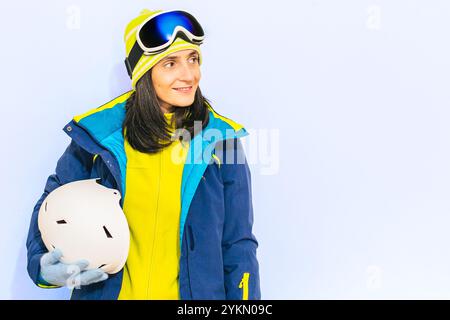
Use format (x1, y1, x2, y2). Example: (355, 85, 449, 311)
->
(124, 10, 205, 78)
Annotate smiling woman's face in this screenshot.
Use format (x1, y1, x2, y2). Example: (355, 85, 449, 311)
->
(151, 49, 201, 113)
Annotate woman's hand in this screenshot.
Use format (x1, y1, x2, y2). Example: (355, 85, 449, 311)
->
(39, 248, 109, 288)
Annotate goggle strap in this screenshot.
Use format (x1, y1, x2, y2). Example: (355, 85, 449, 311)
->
(124, 41, 144, 78)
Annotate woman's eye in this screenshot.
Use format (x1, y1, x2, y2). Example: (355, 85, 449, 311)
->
(164, 57, 198, 68)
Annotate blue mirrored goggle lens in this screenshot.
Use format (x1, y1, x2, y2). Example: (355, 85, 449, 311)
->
(139, 11, 204, 49)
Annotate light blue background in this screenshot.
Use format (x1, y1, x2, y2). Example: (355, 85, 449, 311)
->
(2, 0, 450, 299)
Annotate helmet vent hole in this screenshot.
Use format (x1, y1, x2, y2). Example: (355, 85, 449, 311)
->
(56, 220, 67, 224)
(103, 226, 113, 238)
(45, 202, 47, 212)
(98, 264, 106, 269)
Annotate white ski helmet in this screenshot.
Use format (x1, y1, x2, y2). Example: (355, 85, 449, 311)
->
(38, 178, 130, 274)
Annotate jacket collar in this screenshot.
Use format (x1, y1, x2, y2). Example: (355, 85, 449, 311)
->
(72, 89, 248, 146)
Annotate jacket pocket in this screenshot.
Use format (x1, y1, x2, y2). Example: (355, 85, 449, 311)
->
(239, 272, 250, 300)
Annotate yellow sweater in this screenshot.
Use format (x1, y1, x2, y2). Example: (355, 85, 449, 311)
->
(118, 112, 189, 300)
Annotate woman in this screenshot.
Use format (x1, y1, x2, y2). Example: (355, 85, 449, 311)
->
(26, 9, 260, 300)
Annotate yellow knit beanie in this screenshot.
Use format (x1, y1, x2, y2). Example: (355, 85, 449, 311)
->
(124, 9, 203, 89)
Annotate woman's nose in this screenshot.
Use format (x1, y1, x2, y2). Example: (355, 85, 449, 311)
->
(178, 63, 196, 81)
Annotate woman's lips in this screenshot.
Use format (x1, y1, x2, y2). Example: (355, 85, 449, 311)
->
(173, 86, 193, 93)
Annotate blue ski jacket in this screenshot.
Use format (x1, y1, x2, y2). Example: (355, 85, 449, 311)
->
(26, 91, 261, 300)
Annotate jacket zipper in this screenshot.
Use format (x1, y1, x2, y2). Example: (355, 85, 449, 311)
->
(239, 272, 250, 300)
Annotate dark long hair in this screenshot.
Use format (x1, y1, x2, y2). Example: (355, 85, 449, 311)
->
(122, 69, 210, 153)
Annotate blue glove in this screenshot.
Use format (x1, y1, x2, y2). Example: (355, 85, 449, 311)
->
(39, 248, 109, 288)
